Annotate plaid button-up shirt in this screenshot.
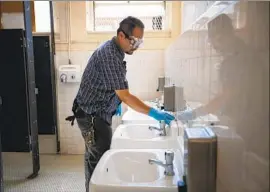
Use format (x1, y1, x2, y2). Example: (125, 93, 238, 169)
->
(75, 37, 128, 125)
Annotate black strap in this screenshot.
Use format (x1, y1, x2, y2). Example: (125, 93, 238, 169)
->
(65, 115, 76, 126)
(65, 99, 79, 126)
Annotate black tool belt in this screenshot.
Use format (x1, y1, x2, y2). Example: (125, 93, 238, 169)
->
(65, 99, 86, 126)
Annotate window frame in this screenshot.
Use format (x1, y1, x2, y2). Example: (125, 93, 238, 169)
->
(86, 1, 168, 33)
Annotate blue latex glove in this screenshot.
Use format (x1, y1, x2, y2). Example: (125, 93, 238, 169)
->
(115, 104, 122, 116)
(148, 108, 175, 125)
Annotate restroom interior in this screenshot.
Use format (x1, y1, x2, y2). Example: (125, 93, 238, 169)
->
(0, 1, 269, 192)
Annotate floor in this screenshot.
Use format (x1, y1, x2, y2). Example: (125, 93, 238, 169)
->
(2, 117, 121, 192)
(3, 153, 85, 192)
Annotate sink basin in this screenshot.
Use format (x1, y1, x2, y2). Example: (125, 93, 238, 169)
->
(111, 123, 180, 149)
(122, 110, 158, 124)
(104, 151, 159, 183)
(90, 149, 183, 192)
(118, 124, 162, 140)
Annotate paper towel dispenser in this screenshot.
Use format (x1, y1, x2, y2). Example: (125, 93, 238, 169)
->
(164, 85, 186, 112)
(184, 127, 217, 192)
(156, 76, 166, 92)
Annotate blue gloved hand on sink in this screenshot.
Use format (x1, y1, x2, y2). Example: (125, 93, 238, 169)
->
(148, 108, 175, 125)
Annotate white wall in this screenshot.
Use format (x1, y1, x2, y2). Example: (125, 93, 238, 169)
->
(164, 30, 221, 104)
(164, 2, 269, 192)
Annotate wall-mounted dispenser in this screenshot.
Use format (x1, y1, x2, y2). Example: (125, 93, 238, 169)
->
(58, 65, 81, 83)
(164, 85, 186, 112)
(184, 127, 217, 192)
(155, 76, 168, 109)
(156, 76, 166, 92)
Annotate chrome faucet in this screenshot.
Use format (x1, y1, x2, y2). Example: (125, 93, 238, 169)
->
(148, 150, 175, 176)
(149, 120, 167, 136)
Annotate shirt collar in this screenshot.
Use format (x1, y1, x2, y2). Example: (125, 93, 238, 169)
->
(112, 36, 125, 59)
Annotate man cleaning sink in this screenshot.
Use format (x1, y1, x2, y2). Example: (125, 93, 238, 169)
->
(65, 16, 175, 192)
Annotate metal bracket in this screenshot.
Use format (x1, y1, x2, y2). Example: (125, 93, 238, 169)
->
(35, 88, 39, 95)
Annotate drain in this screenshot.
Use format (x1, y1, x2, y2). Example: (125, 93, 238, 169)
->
(106, 168, 109, 172)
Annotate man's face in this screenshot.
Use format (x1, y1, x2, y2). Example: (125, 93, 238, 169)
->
(119, 27, 144, 55)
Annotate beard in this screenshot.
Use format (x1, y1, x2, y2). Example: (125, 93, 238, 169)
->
(125, 47, 137, 55)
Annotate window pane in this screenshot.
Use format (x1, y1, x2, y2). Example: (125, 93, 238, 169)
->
(34, 1, 51, 32)
(129, 1, 164, 4)
(95, 4, 165, 17)
(94, 1, 128, 4)
(93, 1, 166, 31)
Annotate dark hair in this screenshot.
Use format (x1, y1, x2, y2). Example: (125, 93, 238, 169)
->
(207, 14, 234, 38)
(117, 16, 145, 36)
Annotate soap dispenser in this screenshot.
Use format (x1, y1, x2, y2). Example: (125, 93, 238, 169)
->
(164, 85, 186, 112)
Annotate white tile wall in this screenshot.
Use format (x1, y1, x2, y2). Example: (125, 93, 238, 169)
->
(164, 31, 222, 104)
(165, 3, 270, 192)
(55, 50, 164, 154)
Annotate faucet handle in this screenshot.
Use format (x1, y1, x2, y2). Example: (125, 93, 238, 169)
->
(165, 150, 174, 164)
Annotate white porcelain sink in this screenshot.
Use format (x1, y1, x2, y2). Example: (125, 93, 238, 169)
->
(117, 124, 162, 140)
(122, 110, 158, 124)
(90, 149, 183, 192)
(111, 123, 180, 149)
(123, 100, 219, 125)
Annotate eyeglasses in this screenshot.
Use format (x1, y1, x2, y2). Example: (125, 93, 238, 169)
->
(121, 30, 144, 49)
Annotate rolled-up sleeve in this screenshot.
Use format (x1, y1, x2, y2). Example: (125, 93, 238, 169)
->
(100, 56, 129, 90)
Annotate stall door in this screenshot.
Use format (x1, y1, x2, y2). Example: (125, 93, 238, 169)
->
(0, 29, 31, 152)
(33, 36, 56, 135)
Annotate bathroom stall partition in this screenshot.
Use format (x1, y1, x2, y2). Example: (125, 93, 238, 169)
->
(0, 2, 40, 190)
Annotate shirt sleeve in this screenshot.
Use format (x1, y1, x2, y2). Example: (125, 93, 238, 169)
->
(100, 56, 129, 90)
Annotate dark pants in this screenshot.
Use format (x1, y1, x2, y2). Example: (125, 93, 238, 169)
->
(76, 114, 112, 192)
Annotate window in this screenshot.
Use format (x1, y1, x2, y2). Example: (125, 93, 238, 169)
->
(34, 1, 51, 32)
(86, 1, 167, 32)
(34, 1, 60, 34)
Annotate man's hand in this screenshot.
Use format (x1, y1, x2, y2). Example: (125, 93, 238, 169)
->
(115, 89, 175, 125)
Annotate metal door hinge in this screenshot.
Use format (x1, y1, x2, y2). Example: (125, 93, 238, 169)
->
(35, 88, 39, 95)
(45, 42, 49, 48)
(23, 37, 27, 47)
(20, 37, 26, 48)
